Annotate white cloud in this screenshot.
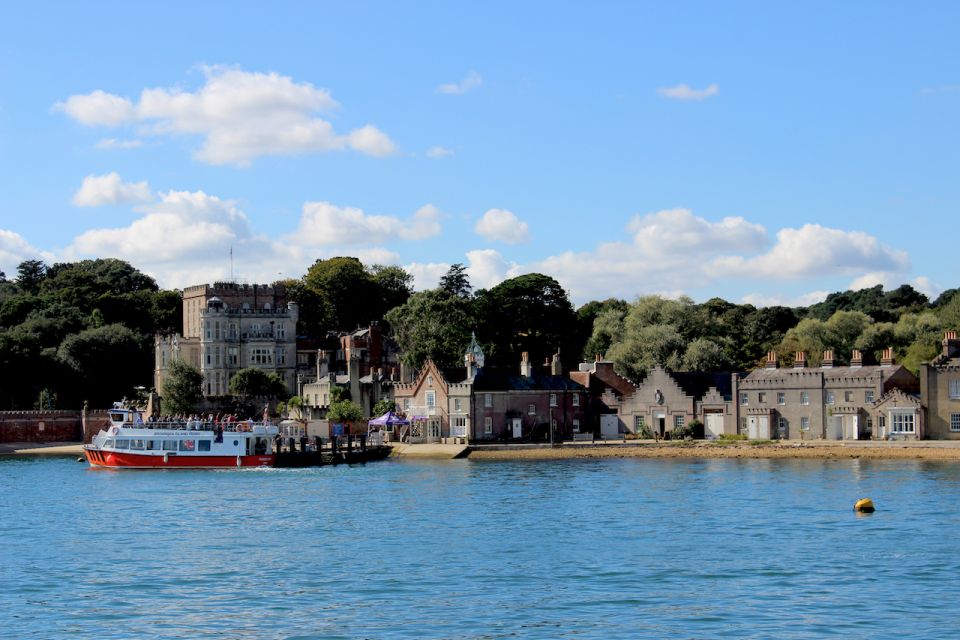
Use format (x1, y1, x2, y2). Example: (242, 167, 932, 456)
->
(292, 202, 442, 246)
(474, 208, 530, 244)
(404, 262, 451, 290)
(0, 230, 56, 273)
(94, 138, 143, 149)
(72, 172, 153, 207)
(426, 146, 454, 158)
(437, 71, 482, 95)
(465, 249, 522, 289)
(741, 291, 831, 308)
(62, 189, 294, 287)
(848, 273, 941, 299)
(524, 211, 914, 304)
(656, 83, 719, 101)
(719, 224, 909, 279)
(53, 89, 136, 125)
(57, 67, 398, 166)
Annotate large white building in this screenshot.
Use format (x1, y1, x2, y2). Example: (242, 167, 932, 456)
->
(155, 282, 298, 398)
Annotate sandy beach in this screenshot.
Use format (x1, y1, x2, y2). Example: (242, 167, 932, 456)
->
(467, 441, 960, 461)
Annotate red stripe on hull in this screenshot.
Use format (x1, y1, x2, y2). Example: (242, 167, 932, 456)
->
(84, 449, 273, 469)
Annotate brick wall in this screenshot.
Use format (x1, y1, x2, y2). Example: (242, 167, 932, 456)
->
(0, 411, 83, 444)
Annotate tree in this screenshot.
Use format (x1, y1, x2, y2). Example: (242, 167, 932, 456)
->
(682, 338, 732, 372)
(303, 257, 378, 331)
(328, 399, 364, 423)
(58, 323, 150, 406)
(607, 323, 685, 381)
(229, 367, 289, 400)
(370, 264, 414, 317)
(474, 273, 577, 368)
(438, 263, 472, 299)
(386, 289, 474, 368)
(583, 305, 627, 361)
(277, 395, 305, 419)
(162, 359, 203, 415)
(372, 398, 396, 417)
(16, 260, 47, 294)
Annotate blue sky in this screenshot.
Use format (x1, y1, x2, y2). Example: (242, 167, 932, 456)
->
(1, 1, 957, 306)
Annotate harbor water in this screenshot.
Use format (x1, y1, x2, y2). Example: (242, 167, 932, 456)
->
(2, 455, 959, 639)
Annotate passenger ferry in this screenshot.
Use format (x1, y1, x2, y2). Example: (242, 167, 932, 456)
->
(84, 404, 278, 469)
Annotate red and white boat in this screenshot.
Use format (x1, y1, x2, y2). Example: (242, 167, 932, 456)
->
(84, 404, 278, 469)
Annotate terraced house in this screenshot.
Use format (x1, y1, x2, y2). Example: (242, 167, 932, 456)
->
(920, 331, 960, 439)
(732, 349, 921, 440)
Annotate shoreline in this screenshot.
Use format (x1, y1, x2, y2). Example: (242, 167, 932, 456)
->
(466, 441, 960, 460)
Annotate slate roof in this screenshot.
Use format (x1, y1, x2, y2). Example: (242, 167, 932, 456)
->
(471, 368, 586, 392)
(743, 364, 901, 381)
(670, 371, 734, 400)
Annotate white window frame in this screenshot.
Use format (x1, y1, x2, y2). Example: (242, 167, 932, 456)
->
(891, 411, 915, 434)
(826, 391, 835, 405)
(739, 392, 748, 406)
(425, 390, 436, 408)
(865, 390, 874, 404)
(454, 398, 462, 413)
(758, 392, 766, 404)
(527, 403, 536, 416)
(800, 417, 810, 431)
(484, 417, 493, 434)
(572, 394, 580, 407)
(674, 415, 684, 428)
(951, 413, 960, 432)
(951, 379, 960, 399)
(484, 393, 492, 408)
(572, 418, 580, 433)
(777, 392, 785, 405)
(635, 415, 645, 430)
(549, 393, 557, 407)
(800, 391, 810, 406)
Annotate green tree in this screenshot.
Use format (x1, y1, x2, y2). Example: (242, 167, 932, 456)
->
(229, 367, 289, 400)
(162, 359, 203, 415)
(474, 273, 577, 367)
(370, 264, 414, 317)
(277, 395, 305, 419)
(682, 338, 732, 372)
(303, 257, 377, 331)
(16, 260, 47, 294)
(328, 399, 364, 423)
(58, 323, 150, 406)
(372, 398, 397, 417)
(583, 304, 627, 361)
(386, 289, 474, 368)
(438, 263, 472, 298)
(607, 324, 685, 381)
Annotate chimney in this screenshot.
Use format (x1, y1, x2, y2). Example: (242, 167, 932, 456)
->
(850, 349, 863, 367)
(821, 350, 834, 368)
(520, 352, 533, 378)
(465, 353, 477, 381)
(551, 351, 562, 376)
(317, 349, 330, 378)
(944, 331, 960, 358)
(880, 347, 894, 367)
(793, 351, 807, 369)
(765, 351, 778, 369)
(390, 366, 397, 381)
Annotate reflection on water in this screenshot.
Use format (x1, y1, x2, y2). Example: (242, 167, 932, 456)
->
(1, 456, 959, 639)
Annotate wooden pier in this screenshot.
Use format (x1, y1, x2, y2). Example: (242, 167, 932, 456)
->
(273, 434, 392, 468)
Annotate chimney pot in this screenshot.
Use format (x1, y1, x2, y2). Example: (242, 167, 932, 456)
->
(793, 351, 807, 368)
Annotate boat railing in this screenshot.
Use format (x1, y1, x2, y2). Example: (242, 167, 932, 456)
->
(115, 420, 275, 432)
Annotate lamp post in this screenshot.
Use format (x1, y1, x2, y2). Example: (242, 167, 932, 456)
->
(549, 407, 554, 446)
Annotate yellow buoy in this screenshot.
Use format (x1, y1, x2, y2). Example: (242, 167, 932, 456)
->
(854, 498, 875, 513)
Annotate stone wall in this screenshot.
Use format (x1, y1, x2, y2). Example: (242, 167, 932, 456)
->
(0, 411, 83, 444)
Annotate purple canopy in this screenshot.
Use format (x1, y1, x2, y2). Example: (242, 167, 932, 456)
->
(368, 411, 410, 426)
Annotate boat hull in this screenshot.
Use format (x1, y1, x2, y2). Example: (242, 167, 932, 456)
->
(84, 447, 273, 469)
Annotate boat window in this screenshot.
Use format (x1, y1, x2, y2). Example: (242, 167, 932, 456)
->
(129, 439, 145, 450)
(109, 413, 125, 423)
(162, 440, 178, 452)
(104, 439, 114, 448)
(115, 439, 130, 449)
(145, 440, 158, 451)
(197, 440, 211, 452)
(179, 440, 196, 452)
